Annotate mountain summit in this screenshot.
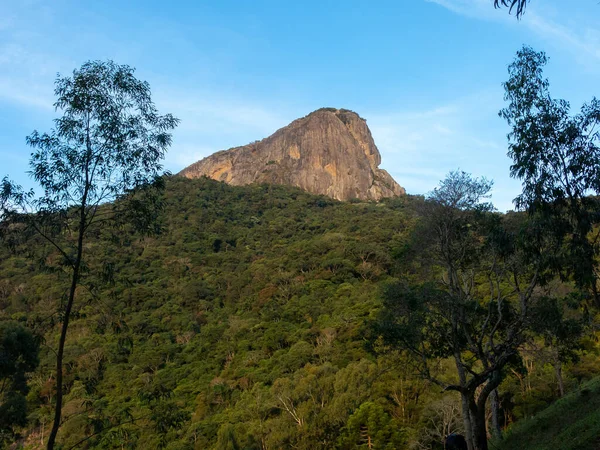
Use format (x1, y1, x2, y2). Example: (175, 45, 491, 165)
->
(179, 108, 405, 201)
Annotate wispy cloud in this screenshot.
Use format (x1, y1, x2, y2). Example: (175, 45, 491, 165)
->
(0, 1, 291, 178)
(426, 0, 600, 65)
(0, 9, 290, 173)
(366, 90, 520, 211)
(157, 93, 287, 137)
(166, 143, 220, 170)
(0, 34, 71, 111)
(425, 0, 508, 20)
(153, 89, 291, 174)
(0, 80, 54, 110)
(526, 12, 600, 63)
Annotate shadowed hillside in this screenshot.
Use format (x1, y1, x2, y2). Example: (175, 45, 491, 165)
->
(494, 377, 600, 450)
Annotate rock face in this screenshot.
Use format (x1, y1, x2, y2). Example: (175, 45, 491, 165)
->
(179, 108, 405, 201)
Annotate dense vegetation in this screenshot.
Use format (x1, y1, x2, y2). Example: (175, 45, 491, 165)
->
(1, 46, 599, 450)
(494, 377, 600, 450)
(0, 177, 599, 449)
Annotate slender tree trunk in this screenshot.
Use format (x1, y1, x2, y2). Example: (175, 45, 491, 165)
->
(47, 115, 93, 450)
(47, 193, 89, 449)
(46, 243, 82, 450)
(490, 389, 502, 440)
(555, 362, 565, 397)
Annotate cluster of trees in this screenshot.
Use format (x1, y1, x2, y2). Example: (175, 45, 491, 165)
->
(0, 322, 39, 445)
(7, 173, 596, 450)
(1, 175, 426, 448)
(377, 46, 600, 450)
(0, 46, 599, 450)
(2, 61, 178, 449)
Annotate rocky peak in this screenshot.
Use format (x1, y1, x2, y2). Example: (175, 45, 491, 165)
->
(179, 108, 405, 201)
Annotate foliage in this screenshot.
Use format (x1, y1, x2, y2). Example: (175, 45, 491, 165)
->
(376, 170, 542, 450)
(0, 175, 598, 448)
(494, 376, 600, 450)
(338, 402, 405, 449)
(0, 178, 425, 449)
(493, 0, 528, 18)
(0, 321, 40, 445)
(0, 59, 178, 449)
(500, 46, 600, 304)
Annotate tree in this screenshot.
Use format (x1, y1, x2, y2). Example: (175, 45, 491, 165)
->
(500, 46, 600, 306)
(0, 321, 40, 444)
(376, 171, 541, 450)
(338, 402, 405, 450)
(415, 396, 463, 450)
(493, 0, 528, 18)
(529, 295, 585, 397)
(1, 60, 178, 449)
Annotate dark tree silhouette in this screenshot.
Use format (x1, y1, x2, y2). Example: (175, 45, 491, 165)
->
(494, 0, 528, 17)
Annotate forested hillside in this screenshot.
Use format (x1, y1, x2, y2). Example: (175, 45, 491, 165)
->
(1, 177, 599, 449)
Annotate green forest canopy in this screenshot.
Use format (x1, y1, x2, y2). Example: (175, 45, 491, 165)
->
(1, 177, 599, 449)
(1, 45, 600, 450)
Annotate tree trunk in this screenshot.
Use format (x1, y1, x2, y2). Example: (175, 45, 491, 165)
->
(490, 389, 502, 440)
(47, 199, 88, 449)
(455, 354, 475, 450)
(460, 394, 475, 450)
(47, 119, 93, 450)
(555, 362, 565, 397)
(46, 254, 81, 450)
(591, 278, 600, 309)
(469, 400, 489, 450)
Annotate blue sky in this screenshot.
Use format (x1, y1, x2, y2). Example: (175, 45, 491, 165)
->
(1, 0, 599, 211)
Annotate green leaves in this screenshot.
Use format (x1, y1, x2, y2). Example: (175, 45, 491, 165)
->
(1, 60, 179, 449)
(27, 60, 179, 216)
(0, 321, 40, 394)
(0, 321, 39, 442)
(501, 46, 600, 299)
(428, 170, 493, 212)
(339, 402, 405, 450)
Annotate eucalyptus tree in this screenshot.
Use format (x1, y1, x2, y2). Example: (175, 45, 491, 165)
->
(1, 60, 178, 449)
(377, 171, 542, 450)
(500, 46, 600, 306)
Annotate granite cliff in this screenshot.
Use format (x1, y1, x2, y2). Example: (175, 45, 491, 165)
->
(179, 108, 405, 201)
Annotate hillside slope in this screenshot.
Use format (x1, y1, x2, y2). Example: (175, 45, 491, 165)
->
(2, 177, 599, 449)
(1, 177, 419, 449)
(495, 377, 600, 450)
